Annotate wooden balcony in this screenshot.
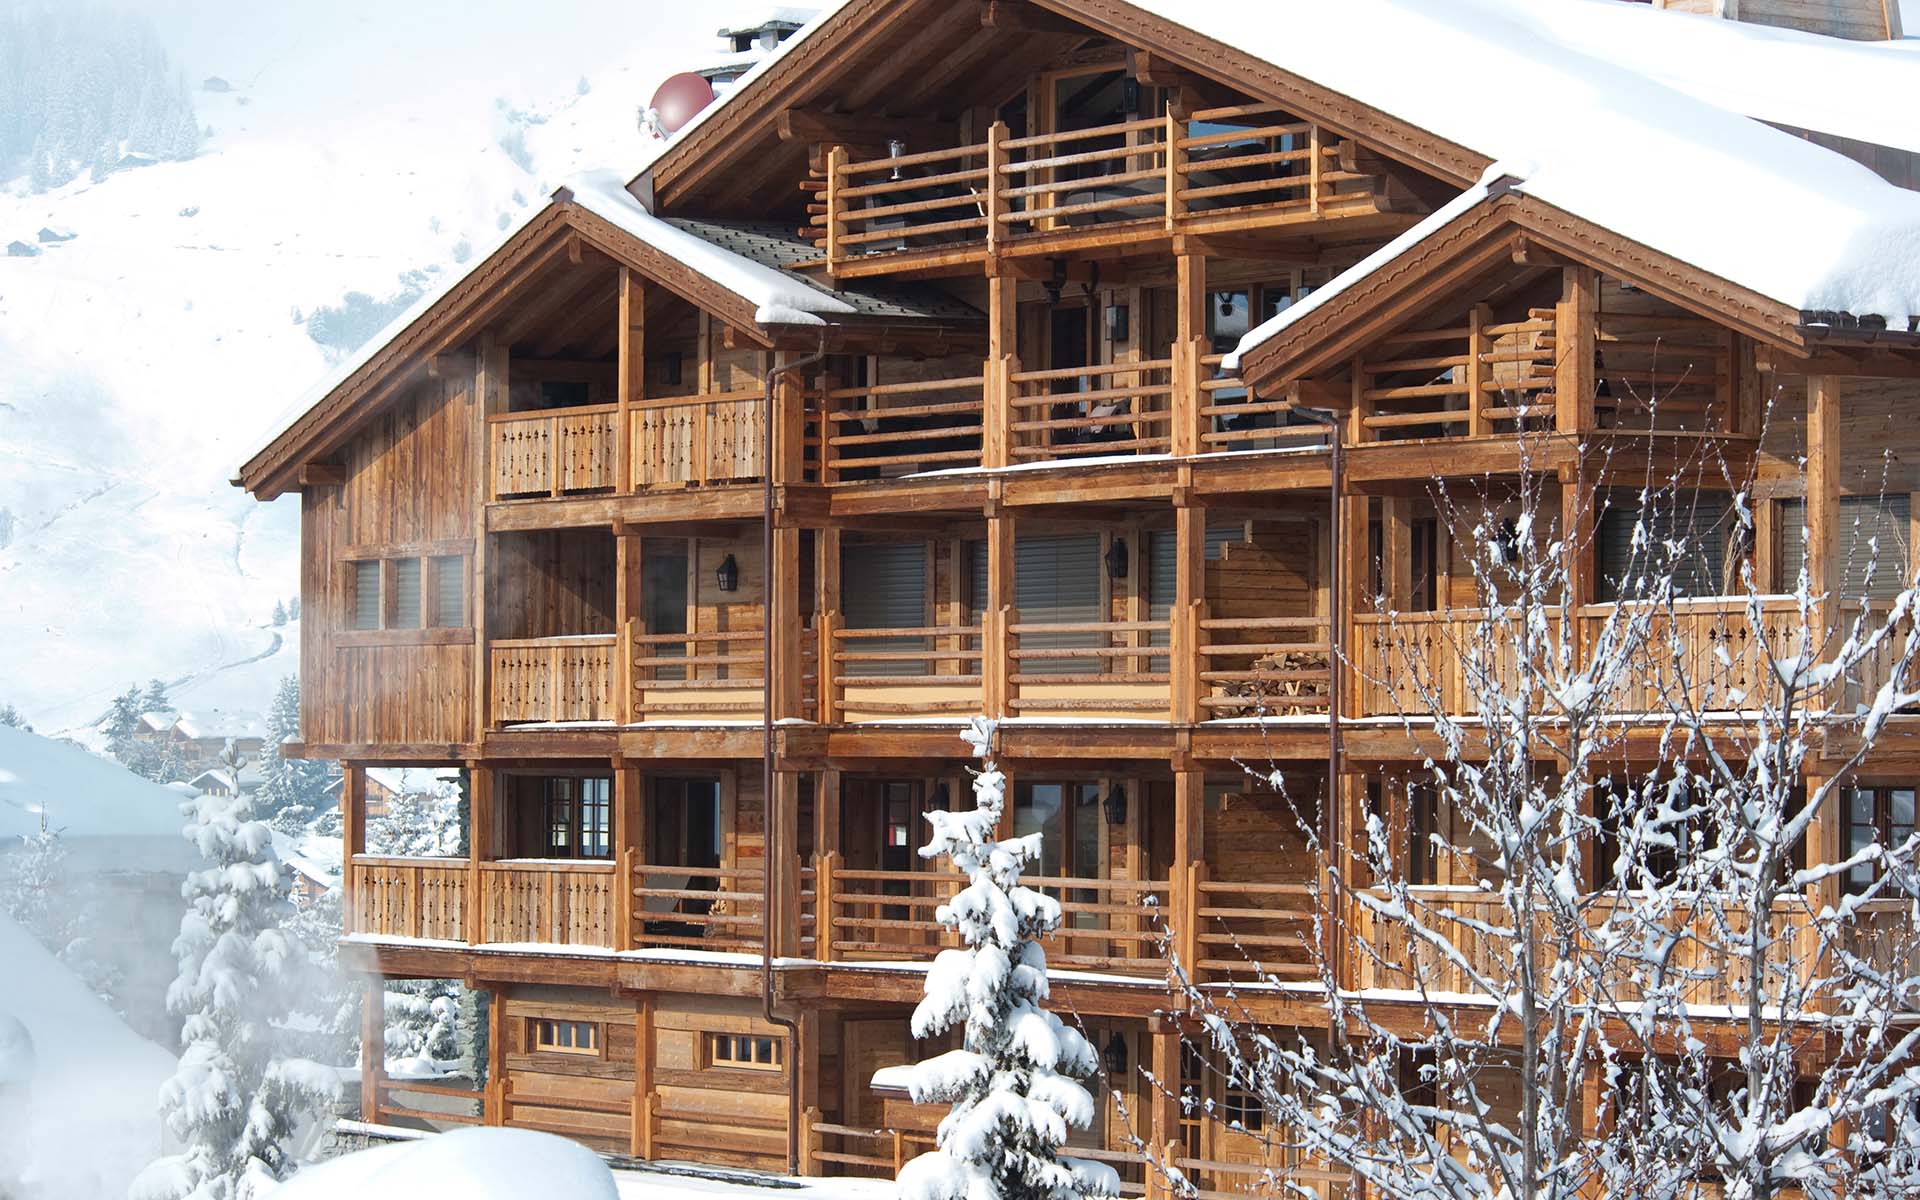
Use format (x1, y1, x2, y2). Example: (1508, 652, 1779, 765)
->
(353, 855, 469, 942)
(488, 391, 767, 502)
(815, 374, 985, 481)
(814, 106, 1386, 279)
(479, 859, 616, 947)
(489, 636, 618, 724)
(825, 620, 984, 722)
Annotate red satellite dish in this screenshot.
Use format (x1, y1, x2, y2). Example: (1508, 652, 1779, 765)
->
(649, 72, 716, 136)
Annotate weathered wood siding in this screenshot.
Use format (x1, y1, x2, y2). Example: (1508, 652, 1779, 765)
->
(302, 375, 476, 748)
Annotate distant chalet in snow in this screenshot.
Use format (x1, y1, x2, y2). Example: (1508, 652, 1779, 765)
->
(230, 0, 1920, 1181)
(201, 76, 234, 93)
(35, 227, 73, 244)
(5, 241, 38, 258)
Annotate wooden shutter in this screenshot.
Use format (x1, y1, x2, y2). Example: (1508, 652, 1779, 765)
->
(392, 558, 423, 628)
(432, 556, 465, 627)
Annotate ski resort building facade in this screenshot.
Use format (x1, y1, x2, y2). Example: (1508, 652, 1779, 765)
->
(237, 0, 1920, 1188)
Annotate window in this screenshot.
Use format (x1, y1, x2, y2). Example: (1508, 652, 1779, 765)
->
(1777, 494, 1910, 601)
(708, 1033, 782, 1071)
(391, 558, 422, 629)
(543, 776, 613, 859)
(431, 556, 466, 626)
(352, 561, 381, 630)
(531, 1018, 600, 1056)
(1845, 786, 1916, 894)
(1014, 533, 1103, 674)
(842, 541, 929, 678)
(1597, 491, 1734, 600)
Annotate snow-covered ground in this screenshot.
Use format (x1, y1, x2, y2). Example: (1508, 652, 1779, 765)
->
(0, 911, 176, 1199)
(0, 724, 194, 870)
(0, 1, 717, 737)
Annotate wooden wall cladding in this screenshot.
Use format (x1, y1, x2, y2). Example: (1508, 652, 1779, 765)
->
(301, 375, 477, 747)
(501, 991, 637, 1155)
(491, 529, 618, 640)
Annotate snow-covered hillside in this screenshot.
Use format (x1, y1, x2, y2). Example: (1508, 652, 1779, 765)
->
(0, 910, 176, 1199)
(0, 0, 719, 736)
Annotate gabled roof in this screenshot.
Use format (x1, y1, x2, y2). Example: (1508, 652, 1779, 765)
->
(237, 172, 979, 499)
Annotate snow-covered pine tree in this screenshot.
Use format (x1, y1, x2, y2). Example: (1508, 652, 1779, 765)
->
(106, 684, 143, 751)
(143, 677, 173, 715)
(897, 717, 1119, 1200)
(258, 677, 328, 834)
(1, 820, 67, 946)
(282, 885, 358, 1070)
(134, 746, 338, 1200)
(0, 702, 29, 730)
(366, 783, 463, 858)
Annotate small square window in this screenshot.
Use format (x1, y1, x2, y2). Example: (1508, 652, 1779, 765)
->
(708, 1032, 782, 1071)
(531, 1018, 600, 1056)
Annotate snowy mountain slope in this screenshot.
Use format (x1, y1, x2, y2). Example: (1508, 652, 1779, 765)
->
(0, 0, 717, 735)
(0, 910, 176, 1200)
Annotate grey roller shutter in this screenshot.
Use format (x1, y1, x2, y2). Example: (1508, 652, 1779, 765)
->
(1015, 533, 1101, 675)
(1598, 493, 1730, 600)
(433, 556, 466, 627)
(353, 561, 381, 630)
(1778, 495, 1910, 602)
(842, 541, 929, 677)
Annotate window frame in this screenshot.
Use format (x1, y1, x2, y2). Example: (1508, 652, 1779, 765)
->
(346, 554, 471, 632)
(706, 1032, 783, 1072)
(1844, 785, 1917, 895)
(541, 775, 614, 860)
(530, 1017, 602, 1057)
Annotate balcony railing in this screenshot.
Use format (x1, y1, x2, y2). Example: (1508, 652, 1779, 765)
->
(490, 405, 619, 499)
(479, 859, 616, 948)
(1196, 616, 1331, 718)
(815, 106, 1366, 274)
(1008, 617, 1173, 718)
(490, 635, 617, 725)
(816, 374, 985, 481)
(826, 620, 984, 722)
(630, 860, 767, 954)
(1010, 360, 1174, 461)
(351, 855, 468, 941)
(630, 389, 765, 489)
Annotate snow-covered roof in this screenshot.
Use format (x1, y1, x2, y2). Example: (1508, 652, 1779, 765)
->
(1496, 0, 1920, 156)
(1146, 0, 1920, 329)
(353, 766, 461, 797)
(0, 727, 192, 844)
(269, 1127, 618, 1200)
(270, 828, 341, 885)
(167, 709, 268, 741)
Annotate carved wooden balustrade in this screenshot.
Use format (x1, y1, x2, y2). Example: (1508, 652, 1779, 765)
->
(490, 405, 619, 499)
(478, 859, 616, 948)
(487, 391, 767, 502)
(489, 635, 618, 725)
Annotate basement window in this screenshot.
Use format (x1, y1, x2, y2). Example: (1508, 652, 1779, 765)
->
(531, 1018, 600, 1056)
(708, 1033, 782, 1071)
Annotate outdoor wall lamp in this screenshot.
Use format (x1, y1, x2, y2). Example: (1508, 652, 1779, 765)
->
(716, 554, 740, 593)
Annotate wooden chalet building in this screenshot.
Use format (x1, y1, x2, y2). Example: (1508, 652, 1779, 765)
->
(236, 0, 1920, 1188)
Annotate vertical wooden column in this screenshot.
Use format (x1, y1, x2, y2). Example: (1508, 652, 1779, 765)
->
(1173, 766, 1204, 978)
(616, 529, 637, 726)
(1379, 496, 1413, 612)
(815, 526, 843, 723)
(1172, 502, 1206, 723)
(1805, 374, 1845, 904)
(342, 764, 366, 934)
(473, 335, 507, 739)
(1148, 1019, 1180, 1199)
(360, 979, 384, 1124)
(484, 985, 507, 1125)
(770, 770, 803, 956)
(984, 121, 1008, 257)
(772, 526, 805, 720)
(1339, 493, 1371, 719)
(985, 272, 1018, 469)
(614, 762, 639, 951)
(773, 365, 807, 486)
(1554, 266, 1597, 436)
(466, 764, 491, 945)
(617, 268, 645, 495)
(983, 511, 1016, 717)
(1467, 303, 1491, 438)
(1172, 252, 1207, 458)
(631, 992, 655, 1157)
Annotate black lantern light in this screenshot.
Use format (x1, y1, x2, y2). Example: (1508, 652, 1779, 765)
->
(930, 782, 950, 809)
(1103, 1031, 1129, 1075)
(1104, 537, 1129, 581)
(1104, 302, 1130, 344)
(1103, 784, 1129, 826)
(715, 553, 740, 593)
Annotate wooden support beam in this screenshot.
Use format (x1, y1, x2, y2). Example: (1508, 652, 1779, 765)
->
(617, 268, 644, 495)
(816, 526, 843, 723)
(297, 462, 346, 487)
(614, 763, 639, 951)
(772, 526, 805, 719)
(485, 985, 506, 1125)
(467, 765, 492, 944)
(984, 513, 1016, 721)
(1339, 493, 1370, 720)
(1380, 495, 1413, 613)
(632, 992, 655, 1157)
(980, 0, 1086, 35)
(772, 770, 803, 957)
(473, 337, 506, 737)
(361, 979, 384, 1123)
(617, 532, 638, 726)
(777, 108, 953, 147)
(341, 765, 367, 935)
(1555, 265, 1597, 435)
(1172, 253, 1206, 458)
(1172, 503, 1206, 723)
(985, 269, 1017, 468)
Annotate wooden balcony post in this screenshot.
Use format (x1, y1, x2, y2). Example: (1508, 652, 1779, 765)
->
(1172, 505, 1206, 723)
(467, 764, 491, 945)
(1173, 767, 1203, 979)
(632, 992, 655, 1157)
(484, 985, 507, 1125)
(1339, 493, 1371, 720)
(342, 764, 366, 935)
(774, 366, 807, 486)
(1172, 253, 1206, 459)
(985, 121, 1008, 257)
(983, 513, 1015, 716)
(1164, 109, 1186, 232)
(824, 146, 848, 271)
(816, 526, 843, 722)
(1554, 266, 1597, 435)
(1807, 376, 1843, 637)
(799, 1105, 823, 1176)
(985, 271, 1017, 469)
(360, 978, 384, 1123)
(772, 525, 806, 720)
(615, 764, 639, 951)
(772, 770, 803, 957)
(814, 851, 839, 962)
(617, 267, 644, 494)
(1467, 304, 1490, 438)
(1308, 123, 1323, 215)
(1381, 496, 1413, 615)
